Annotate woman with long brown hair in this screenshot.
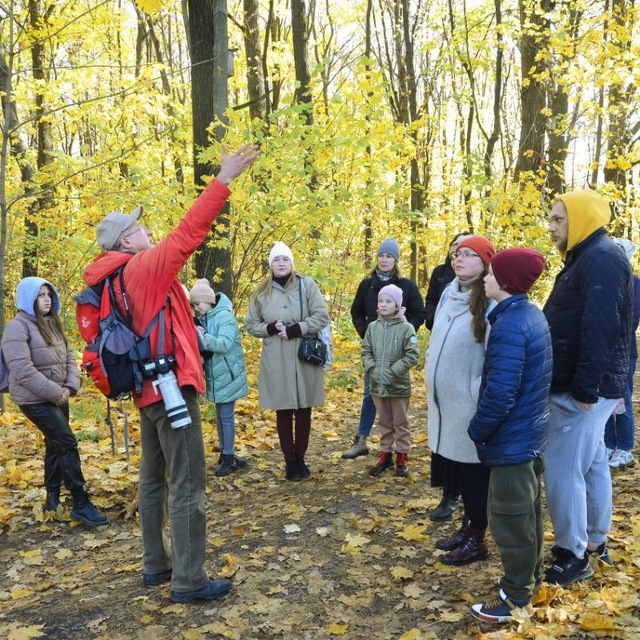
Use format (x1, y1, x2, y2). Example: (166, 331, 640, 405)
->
(1, 277, 107, 526)
(424, 236, 496, 565)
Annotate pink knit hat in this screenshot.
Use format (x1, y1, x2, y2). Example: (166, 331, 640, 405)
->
(379, 284, 403, 310)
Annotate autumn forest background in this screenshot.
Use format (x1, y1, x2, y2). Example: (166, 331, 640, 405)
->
(0, 0, 639, 638)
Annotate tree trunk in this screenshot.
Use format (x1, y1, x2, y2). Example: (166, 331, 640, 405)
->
(484, 0, 503, 184)
(186, 0, 233, 297)
(25, 0, 55, 278)
(242, 0, 267, 123)
(602, 0, 632, 221)
(514, 0, 551, 180)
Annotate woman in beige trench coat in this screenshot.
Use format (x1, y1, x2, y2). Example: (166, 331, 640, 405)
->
(246, 242, 330, 481)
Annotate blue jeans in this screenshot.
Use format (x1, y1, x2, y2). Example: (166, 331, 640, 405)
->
(138, 389, 208, 593)
(20, 402, 87, 499)
(357, 370, 377, 437)
(215, 401, 236, 455)
(604, 360, 635, 452)
(545, 393, 617, 558)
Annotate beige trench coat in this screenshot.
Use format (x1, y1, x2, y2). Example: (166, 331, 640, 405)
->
(246, 274, 329, 410)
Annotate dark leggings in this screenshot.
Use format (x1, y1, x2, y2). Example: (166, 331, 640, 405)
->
(461, 463, 490, 531)
(276, 408, 312, 462)
(20, 402, 87, 499)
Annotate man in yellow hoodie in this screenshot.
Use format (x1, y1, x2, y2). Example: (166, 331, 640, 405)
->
(542, 189, 632, 587)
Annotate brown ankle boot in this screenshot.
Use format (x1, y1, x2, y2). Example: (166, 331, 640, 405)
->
(441, 527, 489, 565)
(435, 517, 470, 551)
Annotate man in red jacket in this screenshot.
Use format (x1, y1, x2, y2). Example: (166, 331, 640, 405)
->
(83, 144, 258, 603)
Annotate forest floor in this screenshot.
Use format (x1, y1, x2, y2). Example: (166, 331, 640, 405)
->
(0, 337, 638, 640)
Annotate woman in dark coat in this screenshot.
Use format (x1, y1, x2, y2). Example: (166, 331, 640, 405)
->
(342, 238, 426, 459)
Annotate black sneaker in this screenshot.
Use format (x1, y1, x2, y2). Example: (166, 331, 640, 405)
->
(544, 548, 593, 586)
(470, 588, 529, 624)
(588, 542, 614, 567)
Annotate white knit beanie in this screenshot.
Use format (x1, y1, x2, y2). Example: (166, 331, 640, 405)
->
(268, 241, 294, 267)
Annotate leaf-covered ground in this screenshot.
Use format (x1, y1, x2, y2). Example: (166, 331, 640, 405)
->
(0, 336, 639, 640)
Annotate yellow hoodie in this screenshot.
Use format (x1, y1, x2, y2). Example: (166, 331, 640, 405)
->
(556, 189, 611, 256)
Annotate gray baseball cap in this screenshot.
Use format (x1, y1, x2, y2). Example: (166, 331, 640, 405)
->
(96, 206, 143, 251)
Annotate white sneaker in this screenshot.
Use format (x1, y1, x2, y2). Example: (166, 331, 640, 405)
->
(609, 449, 634, 468)
(606, 447, 615, 460)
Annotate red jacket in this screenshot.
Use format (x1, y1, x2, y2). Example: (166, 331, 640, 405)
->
(83, 179, 231, 407)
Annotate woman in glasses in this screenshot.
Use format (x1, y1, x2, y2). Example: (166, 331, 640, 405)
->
(424, 235, 496, 565)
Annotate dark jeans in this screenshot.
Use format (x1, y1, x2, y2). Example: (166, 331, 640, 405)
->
(19, 402, 87, 498)
(489, 457, 544, 603)
(357, 370, 377, 437)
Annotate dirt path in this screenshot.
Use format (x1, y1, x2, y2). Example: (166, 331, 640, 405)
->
(0, 374, 637, 639)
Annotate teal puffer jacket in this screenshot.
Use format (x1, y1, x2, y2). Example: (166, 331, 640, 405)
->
(199, 293, 248, 404)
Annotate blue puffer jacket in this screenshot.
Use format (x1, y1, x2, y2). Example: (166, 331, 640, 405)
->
(198, 293, 248, 404)
(543, 229, 632, 402)
(468, 295, 552, 467)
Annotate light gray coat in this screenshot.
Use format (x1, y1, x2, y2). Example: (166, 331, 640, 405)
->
(424, 278, 494, 463)
(246, 274, 329, 410)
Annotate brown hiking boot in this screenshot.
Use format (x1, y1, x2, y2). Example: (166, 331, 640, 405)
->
(435, 517, 470, 551)
(441, 527, 489, 565)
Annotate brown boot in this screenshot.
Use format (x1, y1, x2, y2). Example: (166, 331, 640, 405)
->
(441, 527, 489, 565)
(435, 517, 470, 551)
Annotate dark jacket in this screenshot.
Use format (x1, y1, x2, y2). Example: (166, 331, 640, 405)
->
(543, 229, 632, 402)
(631, 275, 640, 361)
(424, 262, 455, 330)
(351, 273, 425, 339)
(468, 295, 552, 467)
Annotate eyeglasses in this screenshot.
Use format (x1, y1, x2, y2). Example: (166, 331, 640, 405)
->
(120, 226, 146, 240)
(454, 251, 480, 260)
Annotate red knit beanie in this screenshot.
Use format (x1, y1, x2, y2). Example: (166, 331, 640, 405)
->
(456, 235, 496, 266)
(491, 248, 546, 295)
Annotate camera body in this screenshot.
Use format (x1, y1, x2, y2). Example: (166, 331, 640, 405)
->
(141, 354, 175, 379)
(144, 355, 192, 430)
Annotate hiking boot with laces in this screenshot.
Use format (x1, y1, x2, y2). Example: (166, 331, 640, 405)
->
(369, 452, 393, 476)
(544, 547, 593, 586)
(471, 588, 529, 624)
(441, 527, 489, 565)
(435, 518, 470, 551)
(341, 434, 369, 459)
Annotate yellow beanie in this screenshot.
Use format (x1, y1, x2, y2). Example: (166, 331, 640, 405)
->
(556, 189, 610, 252)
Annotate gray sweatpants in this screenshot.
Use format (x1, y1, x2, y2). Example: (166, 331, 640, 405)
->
(544, 392, 617, 558)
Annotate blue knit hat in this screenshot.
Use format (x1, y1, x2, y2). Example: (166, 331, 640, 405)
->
(377, 238, 400, 262)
